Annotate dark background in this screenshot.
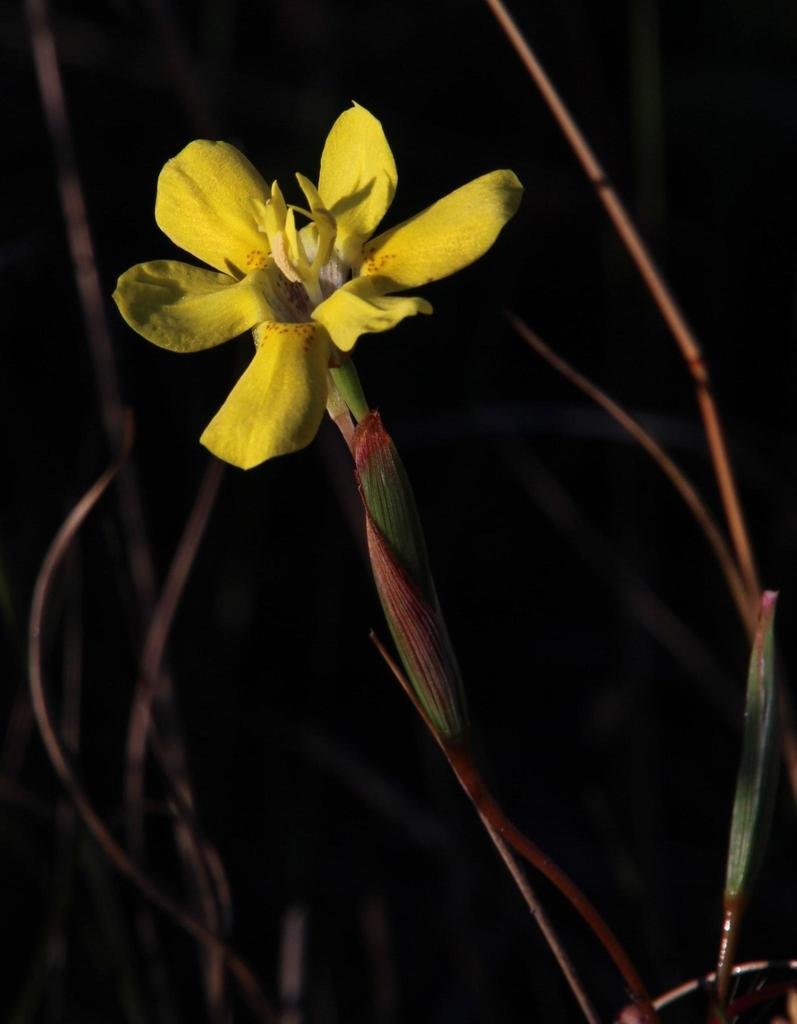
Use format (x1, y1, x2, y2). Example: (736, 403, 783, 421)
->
(3, 1, 797, 1021)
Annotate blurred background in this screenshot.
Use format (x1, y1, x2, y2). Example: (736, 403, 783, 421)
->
(3, 0, 797, 1021)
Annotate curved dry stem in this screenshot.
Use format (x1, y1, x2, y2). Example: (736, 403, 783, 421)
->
(486, 0, 797, 816)
(26, 0, 224, 1001)
(26, 0, 124, 447)
(483, 0, 759, 609)
(499, 441, 739, 725)
(124, 458, 226, 1009)
(509, 315, 751, 630)
(370, 632, 613, 1024)
(125, 459, 224, 846)
(27, 441, 276, 1024)
(26, 0, 161, 613)
(651, 960, 797, 1012)
(151, 724, 230, 1020)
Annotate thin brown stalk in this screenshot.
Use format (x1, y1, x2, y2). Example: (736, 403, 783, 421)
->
(493, 29, 794, 798)
(125, 458, 226, 1017)
(509, 315, 751, 630)
(483, 0, 759, 608)
(25, 0, 207, 804)
(444, 743, 655, 1023)
(202, 842, 234, 935)
(370, 633, 605, 1024)
(477, 813, 601, 1024)
(507, 323, 797, 967)
(25, 0, 124, 448)
(26, 0, 159, 611)
(27, 442, 276, 1024)
(25, 3, 219, 992)
(153, 729, 228, 1022)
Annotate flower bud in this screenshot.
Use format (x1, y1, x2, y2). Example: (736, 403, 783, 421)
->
(353, 412, 468, 740)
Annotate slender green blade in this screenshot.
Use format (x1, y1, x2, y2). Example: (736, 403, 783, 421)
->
(716, 591, 780, 1002)
(724, 590, 780, 899)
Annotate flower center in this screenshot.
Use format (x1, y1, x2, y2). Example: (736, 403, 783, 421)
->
(259, 269, 314, 323)
(254, 175, 344, 315)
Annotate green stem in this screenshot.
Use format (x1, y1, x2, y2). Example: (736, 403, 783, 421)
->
(330, 359, 369, 422)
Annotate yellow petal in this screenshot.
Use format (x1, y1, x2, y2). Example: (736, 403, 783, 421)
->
(200, 322, 330, 469)
(155, 140, 271, 277)
(312, 276, 432, 353)
(113, 261, 272, 352)
(361, 170, 523, 289)
(318, 104, 397, 264)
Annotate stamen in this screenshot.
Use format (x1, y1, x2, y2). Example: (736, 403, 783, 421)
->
(284, 208, 308, 273)
(295, 173, 324, 212)
(271, 232, 302, 283)
(253, 173, 342, 311)
(294, 172, 337, 275)
(269, 180, 288, 224)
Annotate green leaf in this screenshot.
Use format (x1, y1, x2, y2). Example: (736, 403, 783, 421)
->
(724, 590, 780, 899)
(716, 590, 780, 1002)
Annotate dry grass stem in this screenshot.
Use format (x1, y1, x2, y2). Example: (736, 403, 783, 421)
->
(484, 0, 759, 609)
(510, 316, 751, 628)
(124, 459, 226, 1012)
(25, 4, 231, 978)
(651, 944, 797, 1009)
(27, 437, 277, 1024)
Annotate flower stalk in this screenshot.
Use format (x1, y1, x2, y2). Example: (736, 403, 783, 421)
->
(340, 395, 653, 1022)
(330, 360, 369, 424)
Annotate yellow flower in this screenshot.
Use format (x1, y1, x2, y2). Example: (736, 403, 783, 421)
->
(113, 104, 522, 469)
